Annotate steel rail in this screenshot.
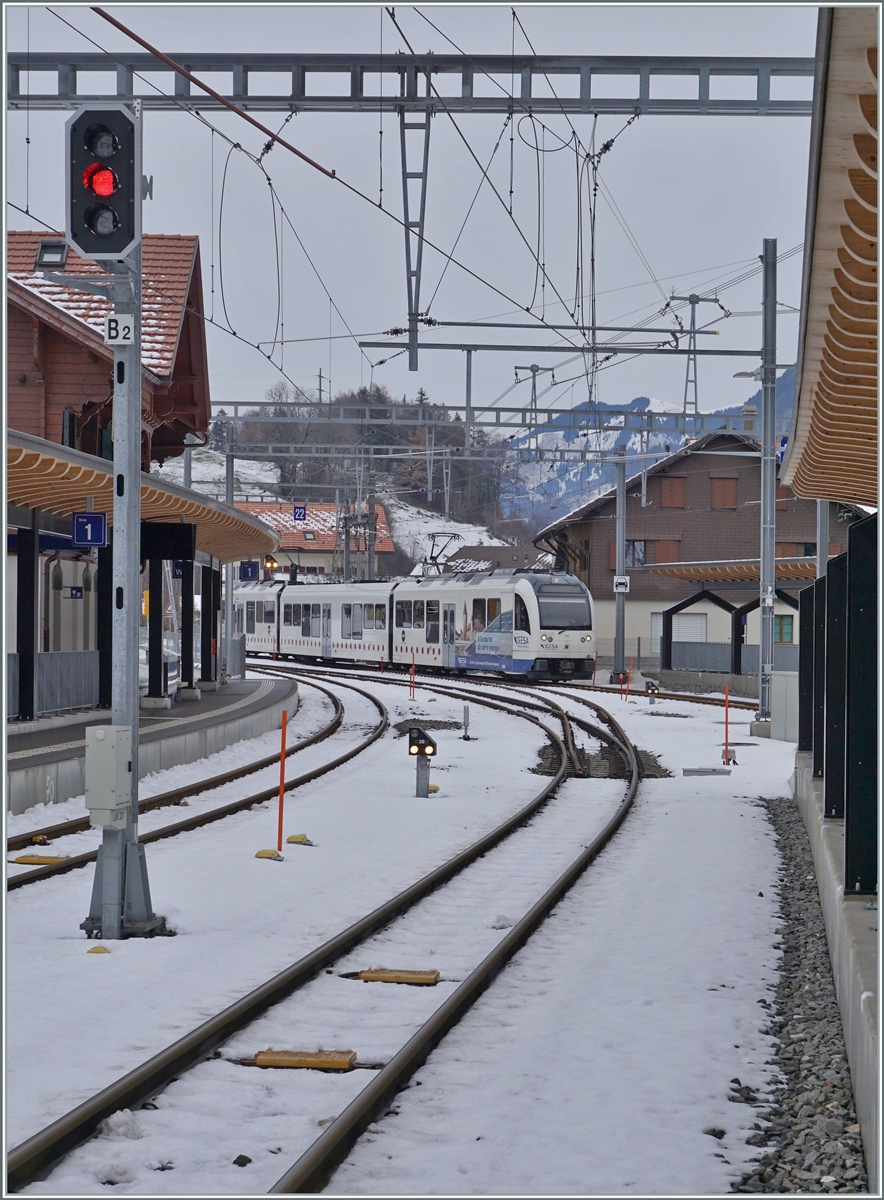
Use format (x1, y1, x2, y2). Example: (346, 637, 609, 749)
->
(269, 699, 639, 1193)
(7, 679, 382, 892)
(6, 678, 568, 1194)
(7, 684, 343, 854)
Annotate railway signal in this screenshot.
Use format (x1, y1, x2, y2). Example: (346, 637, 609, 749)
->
(66, 103, 140, 260)
(408, 726, 436, 798)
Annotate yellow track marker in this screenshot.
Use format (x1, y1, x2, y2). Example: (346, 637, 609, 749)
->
(255, 849, 284, 861)
(428, 784, 440, 794)
(14, 854, 70, 866)
(254, 1049, 356, 1070)
(358, 969, 440, 986)
(87, 945, 111, 954)
(286, 834, 314, 845)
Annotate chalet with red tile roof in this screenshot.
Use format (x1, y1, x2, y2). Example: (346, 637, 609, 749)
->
(7, 230, 210, 466)
(235, 502, 395, 576)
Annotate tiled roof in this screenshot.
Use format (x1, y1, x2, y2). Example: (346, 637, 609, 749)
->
(7, 230, 198, 379)
(446, 545, 553, 571)
(235, 502, 395, 553)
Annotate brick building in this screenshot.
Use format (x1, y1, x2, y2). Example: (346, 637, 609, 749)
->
(534, 432, 856, 654)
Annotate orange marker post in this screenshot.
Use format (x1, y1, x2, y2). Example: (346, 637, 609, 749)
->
(277, 709, 287, 853)
(625, 657, 634, 701)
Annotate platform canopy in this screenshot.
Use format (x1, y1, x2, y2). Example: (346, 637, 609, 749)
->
(647, 557, 818, 583)
(7, 431, 279, 564)
(781, 8, 878, 507)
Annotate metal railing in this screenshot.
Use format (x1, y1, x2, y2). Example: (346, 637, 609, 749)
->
(36, 651, 100, 715)
(670, 641, 800, 674)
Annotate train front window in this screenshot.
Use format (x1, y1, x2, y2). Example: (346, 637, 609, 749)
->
(426, 600, 439, 643)
(246, 601, 255, 634)
(537, 588, 592, 630)
(395, 600, 412, 628)
(375, 604, 387, 630)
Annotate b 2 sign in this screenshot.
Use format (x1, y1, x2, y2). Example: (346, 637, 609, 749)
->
(72, 511, 108, 548)
(105, 314, 135, 345)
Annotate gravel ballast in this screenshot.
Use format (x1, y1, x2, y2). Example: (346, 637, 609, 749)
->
(732, 797, 869, 1194)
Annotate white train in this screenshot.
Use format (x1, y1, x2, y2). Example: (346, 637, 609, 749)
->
(234, 570, 596, 681)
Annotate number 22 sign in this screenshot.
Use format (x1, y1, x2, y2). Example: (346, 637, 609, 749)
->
(105, 315, 135, 345)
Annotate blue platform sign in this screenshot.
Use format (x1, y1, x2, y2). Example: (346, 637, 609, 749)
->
(240, 560, 259, 581)
(172, 560, 184, 580)
(293, 505, 307, 522)
(72, 511, 107, 548)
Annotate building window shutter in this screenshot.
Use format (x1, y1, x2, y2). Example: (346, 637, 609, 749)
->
(654, 540, 680, 563)
(711, 477, 737, 509)
(775, 542, 796, 558)
(659, 476, 685, 508)
(609, 540, 616, 570)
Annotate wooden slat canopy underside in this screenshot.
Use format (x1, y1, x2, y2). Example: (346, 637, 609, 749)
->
(7, 436, 278, 563)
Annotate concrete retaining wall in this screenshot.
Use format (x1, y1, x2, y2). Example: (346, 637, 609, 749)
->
(795, 750, 878, 1193)
(659, 669, 760, 700)
(7, 683, 299, 816)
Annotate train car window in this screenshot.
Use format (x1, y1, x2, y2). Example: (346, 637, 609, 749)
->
(301, 607, 311, 636)
(364, 604, 375, 630)
(342, 604, 352, 638)
(246, 601, 255, 634)
(426, 600, 440, 643)
(471, 598, 486, 632)
(292, 603, 301, 626)
(488, 597, 501, 625)
(413, 600, 425, 629)
(395, 600, 413, 628)
(515, 594, 531, 633)
(485, 608, 513, 633)
(283, 603, 292, 626)
(375, 604, 387, 629)
(310, 603, 321, 637)
(353, 603, 363, 638)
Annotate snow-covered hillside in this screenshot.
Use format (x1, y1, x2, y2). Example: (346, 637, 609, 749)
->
(383, 495, 507, 564)
(150, 447, 280, 500)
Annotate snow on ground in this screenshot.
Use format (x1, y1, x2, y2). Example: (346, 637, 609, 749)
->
(8, 677, 799, 1196)
(382, 494, 507, 563)
(149, 447, 279, 500)
(6, 678, 548, 1153)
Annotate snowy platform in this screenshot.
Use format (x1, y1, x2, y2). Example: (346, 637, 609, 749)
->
(6, 678, 297, 816)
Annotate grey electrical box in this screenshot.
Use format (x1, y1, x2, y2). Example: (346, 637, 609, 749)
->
(85, 725, 133, 829)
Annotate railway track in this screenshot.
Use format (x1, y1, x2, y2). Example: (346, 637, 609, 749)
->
(6, 678, 382, 892)
(7, 668, 639, 1194)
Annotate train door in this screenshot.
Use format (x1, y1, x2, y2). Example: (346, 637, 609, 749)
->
(321, 603, 331, 657)
(442, 603, 456, 668)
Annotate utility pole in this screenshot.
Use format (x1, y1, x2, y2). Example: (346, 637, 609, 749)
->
(225, 422, 235, 677)
(442, 450, 451, 520)
(614, 454, 627, 678)
(426, 426, 435, 504)
(464, 348, 473, 449)
(668, 293, 727, 427)
(757, 239, 777, 724)
(816, 500, 830, 578)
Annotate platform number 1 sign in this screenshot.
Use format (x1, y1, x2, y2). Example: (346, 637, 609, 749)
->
(72, 511, 108, 548)
(104, 314, 135, 345)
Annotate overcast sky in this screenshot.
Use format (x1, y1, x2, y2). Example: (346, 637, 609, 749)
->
(6, 4, 818, 426)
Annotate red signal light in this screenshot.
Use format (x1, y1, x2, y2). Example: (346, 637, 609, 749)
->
(82, 162, 118, 198)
